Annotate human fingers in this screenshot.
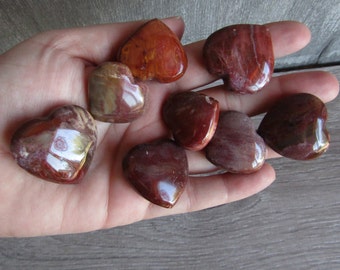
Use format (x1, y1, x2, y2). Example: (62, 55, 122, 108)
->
(183, 70, 338, 174)
(201, 70, 339, 115)
(31, 16, 186, 65)
(175, 21, 311, 91)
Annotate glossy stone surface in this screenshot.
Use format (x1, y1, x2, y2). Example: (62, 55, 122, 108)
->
(117, 19, 188, 83)
(162, 91, 219, 151)
(203, 24, 274, 94)
(122, 139, 188, 208)
(258, 93, 329, 160)
(205, 111, 266, 173)
(10, 105, 97, 184)
(88, 62, 147, 123)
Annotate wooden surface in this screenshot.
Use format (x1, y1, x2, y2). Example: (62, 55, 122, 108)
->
(0, 1, 339, 269)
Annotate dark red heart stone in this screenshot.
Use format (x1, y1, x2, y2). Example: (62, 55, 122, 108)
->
(203, 24, 274, 94)
(257, 93, 329, 160)
(10, 105, 97, 184)
(117, 18, 188, 83)
(122, 139, 188, 208)
(162, 91, 219, 151)
(88, 62, 148, 123)
(205, 111, 266, 173)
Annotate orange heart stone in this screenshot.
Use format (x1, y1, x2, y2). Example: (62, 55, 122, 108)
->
(117, 19, 187, 83)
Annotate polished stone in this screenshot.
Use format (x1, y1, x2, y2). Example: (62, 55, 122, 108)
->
(258, 93, 329, 160)
(203, 24, 274, 94)
(122, 139, 188, 208)
(162, 91, 219, 151)
(117, 19, 188, 83)
(205, 111, 266, 173)
(88, 62, 147, 123)
(10, 105, 97, 184)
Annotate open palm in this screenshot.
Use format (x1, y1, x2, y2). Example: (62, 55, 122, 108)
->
(0, 17, 338, 237)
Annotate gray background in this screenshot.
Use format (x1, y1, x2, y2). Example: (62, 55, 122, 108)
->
(0, 0, 339, 269)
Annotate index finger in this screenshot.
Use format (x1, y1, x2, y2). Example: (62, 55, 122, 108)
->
(175, 21, 311, 91)
(31, 16, 185, 65)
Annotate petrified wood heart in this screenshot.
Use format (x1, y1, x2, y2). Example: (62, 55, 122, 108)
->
(122, 139, 188, 208)
(203, 24, 274, 94)
(117, 19, 188, 83)
(10, 105, 97, 184)
(205, 111, 266, 173)
(162, 91, 219, 151)
(88, 62, 148, 123)
(258, 93, 329, 160)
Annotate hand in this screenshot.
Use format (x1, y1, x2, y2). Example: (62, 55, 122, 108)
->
(0, 17, 338, 237)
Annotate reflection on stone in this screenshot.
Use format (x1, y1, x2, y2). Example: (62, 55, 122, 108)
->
(123, 139, 188, 208)
(203, 24, 274, 94)
(258, 93, 330, 160)
(11, 105, 97, 184)
(205, 111, 266, 173)
(89, 62, 147, 123)
(162, 91, 219, 151)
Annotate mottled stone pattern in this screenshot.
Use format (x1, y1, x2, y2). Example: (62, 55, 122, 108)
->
(10, 105, 97, 184)
(117, 19, 188, 83)
(205, 111, 266, 173)
(162, 91, 219, 151)
(203, 24, 274, 94)
(88, 62, 147, 123)
(258, 93, 329, 160)
(122, 139, 188, 208)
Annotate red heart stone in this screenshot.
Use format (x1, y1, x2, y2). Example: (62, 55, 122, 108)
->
(162, 91, 219, 151)
(117, 19, 188, 83)
(122, 139, 188, 208)
(88, 62, 148, 123)
(10, 105, 97, 184)
(203, 24, 274, 94)
(205, 111, 266, 173)
(258, 93, 329, 160)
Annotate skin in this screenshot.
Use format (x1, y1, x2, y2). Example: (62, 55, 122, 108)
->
(0, 17, 338, 237)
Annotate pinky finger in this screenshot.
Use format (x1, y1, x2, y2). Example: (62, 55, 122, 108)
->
(184, 163, 276, 212)
(144, 163, 276, 219)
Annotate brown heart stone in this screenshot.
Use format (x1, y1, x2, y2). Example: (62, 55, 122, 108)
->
(10, 105, 97, 184)
(258, 93, 329, 160)
(122, 139, 188, 208)
(162, 91, 219, 151)
(205, 111, 266, 173)
(203, 24, 274, 94)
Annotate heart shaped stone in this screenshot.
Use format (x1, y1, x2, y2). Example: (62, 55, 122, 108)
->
(162, 91, 219, 151)
(203, 24, 274, 94)
(258, 93, 329, 160)
(122, 139, 188, 208)
(10, 105, 97, 184)
(205, 111, 266, 173)
(117, 19, 188, 83)
(88, 62, 148, 123)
